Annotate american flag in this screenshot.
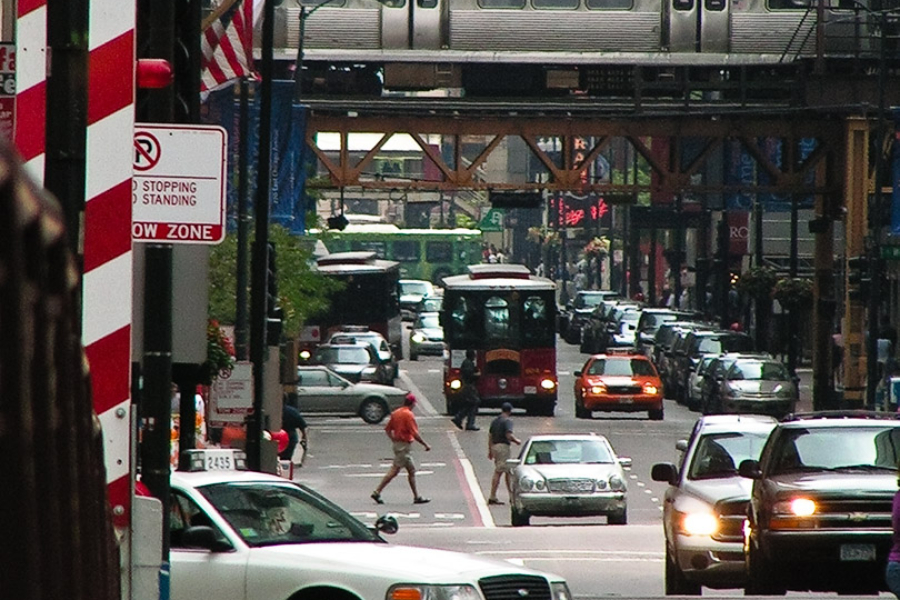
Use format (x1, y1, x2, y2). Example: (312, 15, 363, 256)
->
(201, 0, 255, 93)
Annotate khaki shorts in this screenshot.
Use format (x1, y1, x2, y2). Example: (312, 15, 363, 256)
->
(491, 443, 512, 473)
(392, 440, 415, 470)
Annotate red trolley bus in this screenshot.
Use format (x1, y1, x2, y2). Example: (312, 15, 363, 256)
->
(299, 251, 403, 358)
(441, 264, 558, 416)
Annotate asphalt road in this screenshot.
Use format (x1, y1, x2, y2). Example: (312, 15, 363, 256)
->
(292, 332, 867, 599)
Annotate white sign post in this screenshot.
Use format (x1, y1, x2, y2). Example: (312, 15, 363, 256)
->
(132, 123, 227, 244)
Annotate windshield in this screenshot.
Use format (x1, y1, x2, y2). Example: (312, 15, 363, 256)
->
(587, 358, 656, 377)
(769, 426, 900, 475)
(574, 293, 607, 309)
(689, 431, 771, 479)
(314, 347, 370, 364)
(416, 314, 440, 329)
(198, 481, 381, 547)
(697, 335, 754, 355)
(523, 439, 614, 465)
(729, 361, 789, 381)
(400, 281, 430, 296)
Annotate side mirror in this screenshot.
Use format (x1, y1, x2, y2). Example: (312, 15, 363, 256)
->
(574, 370, 582, 377)
(617, 456, 633, 468)
(651, 462, 678, 485)
(506, 458, 521, 468)
(181, 526, 233, 552)
(375, 514, 399, 535)
(675, 439, 688, 452)
(738, 459, 762, 479)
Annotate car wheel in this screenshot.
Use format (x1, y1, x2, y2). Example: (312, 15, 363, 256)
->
(511, 505, 530, 527)
(575, 399, 591, 419)
(360, 398, 389, 424)
(579, 334, 592, 353)
(665, 547, 701, 596)
(607, 507, 627, 525)
(648, 407, 664, 421)
(745, 538, 786, 596)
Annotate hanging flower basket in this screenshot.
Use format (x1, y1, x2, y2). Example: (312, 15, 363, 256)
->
(526, 226, 560, 248)
(583, 236, 610, 257)
(200, 319, 236, 385)
(735, 267, 778, 301)
(773, 277, 814, 311)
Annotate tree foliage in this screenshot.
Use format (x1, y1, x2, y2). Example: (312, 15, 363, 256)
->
(208, 224, 343, 338)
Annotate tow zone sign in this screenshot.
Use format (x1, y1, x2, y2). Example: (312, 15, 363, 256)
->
(132, 123, 227, 244)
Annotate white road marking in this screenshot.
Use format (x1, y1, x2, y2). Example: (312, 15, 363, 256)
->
(636, 482, 645, 487)
(427, 369, 441, 373)
(450, 431, 495, 528)
(434, 513, 466, 519)
(399, 371, 438, 415)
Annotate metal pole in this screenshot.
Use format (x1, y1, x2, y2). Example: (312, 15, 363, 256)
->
(235, 79, 251, 361)
(788, 193, 799, 376)
(248, 0, 276, 471)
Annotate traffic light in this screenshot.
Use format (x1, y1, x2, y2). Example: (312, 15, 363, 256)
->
(847, 254, 871, 303)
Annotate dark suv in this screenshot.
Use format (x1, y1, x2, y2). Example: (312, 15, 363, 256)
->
(739, 412, 900, 595)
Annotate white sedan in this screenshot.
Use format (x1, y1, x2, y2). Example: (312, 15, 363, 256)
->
(169, 450, 572, 600)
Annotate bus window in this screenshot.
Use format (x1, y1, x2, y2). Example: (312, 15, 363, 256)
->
(485, 296, 512, 340)
(426, 241, 452, 263)
(585, 0, 633, 8)
(392, 240, 420, 262)
(523, 296, 553, 345)
(350, 240, 387, 256)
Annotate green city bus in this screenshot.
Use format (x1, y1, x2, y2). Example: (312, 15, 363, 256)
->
(311, 224, 483, 285)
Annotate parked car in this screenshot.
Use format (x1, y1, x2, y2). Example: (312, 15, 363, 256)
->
(740, 412, 900, 595)
(672, 330, 755, 404)
(326, 327, 398, 382)
(562, 290, 621, 344)
(652, 321, 709, 386)
(699, 353, 772, 415)
(604, 308, 642, 349)
(295, 365, 408, 423)
(685, 354, 719, 412)
(581, 299, 642, 353)
(399, 279, 436, 320)
(169, 448, 573, 600)
(310, 341, 390, 385)
(415, 295, 443, 314)
(574, 351, 665, 420)
(715, 357, 797, 417)
(509, 433, 631, 526)
(635, 309, 705, 357)
(652, 414, 778, 595)
(408, 311, 444, 360)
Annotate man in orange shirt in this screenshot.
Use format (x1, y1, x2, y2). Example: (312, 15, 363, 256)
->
(371, 393, 431, 505)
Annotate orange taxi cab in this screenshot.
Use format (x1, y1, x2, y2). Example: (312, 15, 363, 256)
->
(574, 351, 664, 421)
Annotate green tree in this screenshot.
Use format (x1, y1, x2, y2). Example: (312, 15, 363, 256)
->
(208, 223, 343, 339)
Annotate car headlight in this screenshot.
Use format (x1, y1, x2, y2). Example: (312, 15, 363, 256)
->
(534, 478, 547, 491)
(540, 378, 556, 390)
(519, 476, 535, 492)
(680, 511, 720, 536)
(412, 333, 425, 343)
(774, 498, 816, 516)
(299, 350, 311, 360)
(387, 584, 480, 600)
(588, 383, 607, 394)
(608, 474, 626, 492)
(595, 479, 608, 490)
(642, 383, 658, 395)
(449, 379, 462, 390)
(551, 582, 573, 600)
(728, 388, 741, 398)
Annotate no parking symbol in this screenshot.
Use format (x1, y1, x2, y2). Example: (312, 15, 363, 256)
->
(133, 131, 161, 172)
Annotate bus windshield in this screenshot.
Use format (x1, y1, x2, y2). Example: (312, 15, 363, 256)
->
(445, 289, 555, 349)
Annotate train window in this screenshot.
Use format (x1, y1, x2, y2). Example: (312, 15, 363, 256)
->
(671, 0, 693, 10)
(392, 240, 420, 262)
(585, 0, 634, 9)
(705, 0, 725, 10)
(767, 0, 810, 8)
(301, 0, 347, 5)
(585, 0, 633, 9)
(532, 0, 578, 8)
(477, 0, 526, 8)
(380, 0, 407, 6)
(426, 241, 452, 263)
(417, 0, 438, 6)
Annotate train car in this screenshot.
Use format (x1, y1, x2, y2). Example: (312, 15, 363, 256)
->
(272, 0, 879, 96)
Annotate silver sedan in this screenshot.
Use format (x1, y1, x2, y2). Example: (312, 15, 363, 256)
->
(509, 434, 630, 526)
(295, 366, 408, 424)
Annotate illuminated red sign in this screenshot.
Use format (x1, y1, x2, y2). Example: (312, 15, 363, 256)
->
(551, 193, 611, 229)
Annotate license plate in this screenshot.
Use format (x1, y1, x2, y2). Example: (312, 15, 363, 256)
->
(618, 397, 634, 404)
(524, 386, 537, 394)
(840, 544, 876, 561)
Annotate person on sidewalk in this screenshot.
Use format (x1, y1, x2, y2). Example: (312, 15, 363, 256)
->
(452, 348, 481, 431)
(372, 393, 431, 505)
(487, 402, 521, 505)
